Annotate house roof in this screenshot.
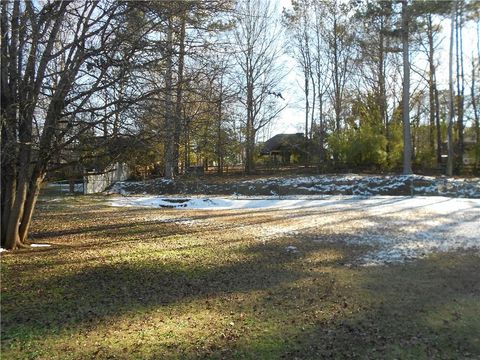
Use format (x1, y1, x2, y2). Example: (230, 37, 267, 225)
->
(260, 133, 306, 155)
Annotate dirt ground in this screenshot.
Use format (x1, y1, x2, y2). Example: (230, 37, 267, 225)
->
(108, 173, 480, 198)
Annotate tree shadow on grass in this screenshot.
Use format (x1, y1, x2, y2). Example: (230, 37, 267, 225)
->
(255, 254, 480, 360)
(3, 195, 480, 359)
(1, 239, 340, 343)
(2, 238, 479, 359)
(177, 254, 479, 360)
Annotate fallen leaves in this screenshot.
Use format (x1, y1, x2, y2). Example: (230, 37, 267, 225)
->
(1, 194, 479, 359)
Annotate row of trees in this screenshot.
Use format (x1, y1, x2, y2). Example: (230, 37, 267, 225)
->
(0, 1, 232, 249)
(1, 0, 479, 249)
(101, 0, 285, 177)
(284, 0, 480, 175)
(1, 0, 289, 249)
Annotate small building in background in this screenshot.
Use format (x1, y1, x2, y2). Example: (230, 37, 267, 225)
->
(260, 133, 307, 165)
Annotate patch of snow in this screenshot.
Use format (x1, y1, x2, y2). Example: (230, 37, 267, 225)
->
(285, 246, 299, 253)
(140, 216, 202, 227)
(45, 198, 63, 202)
(110, 195, 480, 265)
(111, 196, 355, 210)
(30, 243, 51, 248)
(0, 248, 8, 253)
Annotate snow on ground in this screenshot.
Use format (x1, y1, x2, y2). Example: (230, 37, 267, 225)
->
(111, 195, 480, 266)
(111, 195, 352, 210)
(111, 195, 478, 212)
(0, 243, 51, 253)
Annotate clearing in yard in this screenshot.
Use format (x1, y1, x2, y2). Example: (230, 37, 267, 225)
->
(1, 190, 480, 359)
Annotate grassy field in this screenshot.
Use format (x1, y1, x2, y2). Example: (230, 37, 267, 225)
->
(1, 191, 480, 359)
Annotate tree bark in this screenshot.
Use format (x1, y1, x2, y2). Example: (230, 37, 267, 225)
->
(447, 2, 456, 176)
(333, 13, 341, 134)
(217, 76, 224, 174)
(164, 15, 175, 179)
(426, 14, 437, 163)
(455, 2, 465, 172)
(472, 58, 479, 171)
(246, 76, 255, 174)
(2, 1, 69, 249)
(19, 173, 45, 243)
(174, 12, 186, 175)
(379, 18, 389, 159)
(401, 0, 412, 175)
(434, 86, 442, 167)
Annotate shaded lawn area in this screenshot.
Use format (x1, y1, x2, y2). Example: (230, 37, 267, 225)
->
(1, 194, 480, 359)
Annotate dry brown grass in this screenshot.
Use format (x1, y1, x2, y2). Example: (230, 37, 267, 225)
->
(1, 193, 479, 359)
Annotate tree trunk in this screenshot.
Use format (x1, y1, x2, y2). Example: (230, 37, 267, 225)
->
(310, 72, 316, 141)
(245, 68, 255, 174)
(401, 0, 412, 175)
(379, 19, 388, 158)
(426, 14, 437, 161)
(184, 117, 191, 171)
(333, 14, 341, 134)
(164, 15, 175, 179)
(304, 68, 310, 166)
(435, 86, 442, 166)
(174, 12, 186, 175)
(447, 2, 456, 176)
(217, 80, 224, 174)
(318, 96, 324, 161)
(19, 173, 45, 243)
(455, 2, 465, 172)
(1, 119, 17, 247)
(1, 0, 19, 247)
(472, 58, 479, 171)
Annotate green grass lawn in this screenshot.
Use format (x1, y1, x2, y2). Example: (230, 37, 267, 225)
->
(1, 193, 479, 359)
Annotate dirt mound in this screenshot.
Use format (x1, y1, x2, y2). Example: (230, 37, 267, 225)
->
(108, 174, 480, 198)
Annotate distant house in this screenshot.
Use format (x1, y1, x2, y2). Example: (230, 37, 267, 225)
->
(260, 133, 306, 165)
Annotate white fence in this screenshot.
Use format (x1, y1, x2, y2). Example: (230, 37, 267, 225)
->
(83, 162, 130, 194)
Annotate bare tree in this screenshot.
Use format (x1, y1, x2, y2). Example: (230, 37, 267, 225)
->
(425, 12, 443, 166)
(283, 0, 315, 154)
(469, 2, 480, 170)
(447, 1, 456, 176)
(232, 0, 286, 174)
(0, 1, 154, 249)
(164, 12, 175, 179)
(326, 1, 354, 137)
(401, 0, 413, 174)
(455, 0, 465, 171)
(472, 57, 480, 170)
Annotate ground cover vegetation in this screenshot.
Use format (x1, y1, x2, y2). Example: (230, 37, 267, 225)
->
(1, 188, 479, 359)
(2, 0, 480, 249)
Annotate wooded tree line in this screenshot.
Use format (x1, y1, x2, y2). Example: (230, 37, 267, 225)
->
(1, 0, 479, 249)
(0, 0, 235, 249)
(284, 0, 480, 175)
